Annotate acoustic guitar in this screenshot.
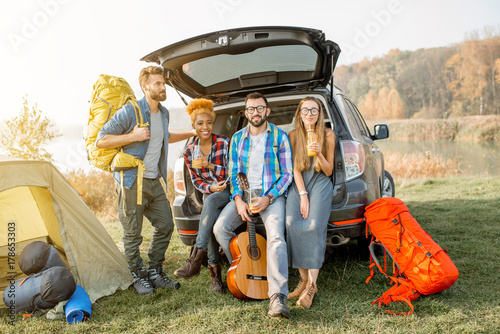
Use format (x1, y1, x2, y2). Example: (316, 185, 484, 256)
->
(227, 172, 269, 300)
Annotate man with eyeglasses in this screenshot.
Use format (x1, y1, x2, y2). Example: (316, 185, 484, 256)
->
(213, 92, 293, 319)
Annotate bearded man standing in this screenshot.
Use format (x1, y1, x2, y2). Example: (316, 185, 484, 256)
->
(97, 66, 194, 295)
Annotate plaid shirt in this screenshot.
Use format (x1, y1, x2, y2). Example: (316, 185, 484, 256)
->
(229, 122, 293, 200)
(184, 134, 230, 194)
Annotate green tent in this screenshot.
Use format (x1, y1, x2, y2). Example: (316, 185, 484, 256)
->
(0, 156, 132, 303)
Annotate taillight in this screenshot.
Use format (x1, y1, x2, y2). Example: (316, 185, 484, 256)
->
(173, 158, 186, 196)
(341, 141, 365, 181)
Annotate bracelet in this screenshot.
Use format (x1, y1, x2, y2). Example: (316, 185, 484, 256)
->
(299, 191, 308, 196)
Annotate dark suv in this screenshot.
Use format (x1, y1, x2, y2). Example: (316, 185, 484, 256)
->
(142, 26, 395, 248)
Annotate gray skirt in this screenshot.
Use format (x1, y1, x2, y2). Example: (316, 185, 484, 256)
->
(286, 163, 333, 269)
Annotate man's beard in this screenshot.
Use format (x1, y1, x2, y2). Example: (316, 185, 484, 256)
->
(248, 114, 267, 128)
(151, 90, 167, 102)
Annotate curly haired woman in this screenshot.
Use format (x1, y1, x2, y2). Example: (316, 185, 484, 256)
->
(174, 98, 230, 293)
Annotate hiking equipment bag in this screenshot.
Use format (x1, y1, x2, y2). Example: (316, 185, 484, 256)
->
(85, 74, 147, 173)
(85, 74, 148, 206)
(3, 266, 76, 314)
(364, 197, 459, 315)
(18, 241, 68, 275)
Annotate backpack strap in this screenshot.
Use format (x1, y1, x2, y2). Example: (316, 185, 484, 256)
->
(96, 96, 114, 123)
(366, 241, 401, 282)
(118, 100, 148, 212)
(22, 293, 46, 317)
(366, 241, 421, 316)
(29, 293, 41, 311)
(130, 100, 149, 128)
(372, 278, 420, 316)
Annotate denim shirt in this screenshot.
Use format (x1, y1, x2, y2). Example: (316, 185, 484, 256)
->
(96, 97, 170, 189)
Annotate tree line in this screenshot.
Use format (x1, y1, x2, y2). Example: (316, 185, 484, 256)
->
(335, 29, 500, 120)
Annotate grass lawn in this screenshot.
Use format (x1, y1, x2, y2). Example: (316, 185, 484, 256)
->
(1, 176, 499, 333)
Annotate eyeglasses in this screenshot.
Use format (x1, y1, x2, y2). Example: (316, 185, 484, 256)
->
(300, 108, 319, 116)
(245, 105, 267, 114)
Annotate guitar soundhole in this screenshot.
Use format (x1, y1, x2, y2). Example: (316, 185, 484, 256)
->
(247, 245, 261, 261)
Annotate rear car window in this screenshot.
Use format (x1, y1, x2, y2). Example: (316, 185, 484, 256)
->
(214, 98, 332, 138)
(182, 45, 318, 87)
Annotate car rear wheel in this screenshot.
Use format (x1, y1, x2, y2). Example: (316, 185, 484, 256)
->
(382, 171, 395, 197)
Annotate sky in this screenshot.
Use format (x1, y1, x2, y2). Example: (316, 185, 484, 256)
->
(1, 0, 499, 172)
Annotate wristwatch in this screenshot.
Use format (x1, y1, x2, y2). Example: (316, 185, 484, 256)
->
(266, 193, 276, 205)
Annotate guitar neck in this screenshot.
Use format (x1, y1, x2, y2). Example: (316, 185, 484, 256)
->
(237, 173, 260, 255)
(247, 218, 260, 259)
(248, 218, 257, 247)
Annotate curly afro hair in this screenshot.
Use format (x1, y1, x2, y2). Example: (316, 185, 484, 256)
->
(186, 98, 215, 124)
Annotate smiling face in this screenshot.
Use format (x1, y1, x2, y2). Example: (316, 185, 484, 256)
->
(193, 112, 213, 140)
(299, 99, 320, 128)
(245, 97, 270, 128)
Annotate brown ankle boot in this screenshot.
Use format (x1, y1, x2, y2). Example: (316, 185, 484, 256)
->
(297, 282, 318, 309)
(208, 263, 225, 293)
(289, 276, 308, 299)
(174, 246, 206, 279)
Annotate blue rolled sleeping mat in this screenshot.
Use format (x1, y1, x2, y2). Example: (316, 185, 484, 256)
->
(65, 285, 92, 323)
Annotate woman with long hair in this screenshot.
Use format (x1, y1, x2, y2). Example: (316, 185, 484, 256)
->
(286, 96, 335, 309)
(174, 98, 230, 293)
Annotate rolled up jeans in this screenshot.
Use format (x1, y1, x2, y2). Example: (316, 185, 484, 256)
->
(213, 195, 288, 297)
(194, 188, 230, 266)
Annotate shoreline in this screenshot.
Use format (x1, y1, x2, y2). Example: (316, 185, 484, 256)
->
(368, 115, 500, 142)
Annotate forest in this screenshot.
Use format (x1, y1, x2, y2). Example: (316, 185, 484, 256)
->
(334, 30, 500, 120)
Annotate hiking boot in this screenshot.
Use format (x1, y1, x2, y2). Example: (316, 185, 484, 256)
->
(131, 269, 154, 295)
(148, 267, 180, 290)
(297, 282, 318, 309)
(289, 276, 308, 299)
(268, 293, 290, 319)
(208, 263, 225, 294)
(174, 246, 206, 279)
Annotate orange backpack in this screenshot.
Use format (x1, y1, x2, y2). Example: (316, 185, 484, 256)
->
(364, 197, 459, 315)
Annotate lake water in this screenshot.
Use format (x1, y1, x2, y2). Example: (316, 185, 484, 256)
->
(47, 135, 499, 177)
(48, 138, 187, 173)
(377, 140, 500, 177)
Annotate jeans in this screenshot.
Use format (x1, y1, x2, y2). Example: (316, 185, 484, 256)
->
(194, 188, 230, 265)
(213, 195, 288, 297)
(116, 178, 174, 272)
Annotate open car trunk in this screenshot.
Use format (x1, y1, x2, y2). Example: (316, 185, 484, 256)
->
(141, 26, 340, 100)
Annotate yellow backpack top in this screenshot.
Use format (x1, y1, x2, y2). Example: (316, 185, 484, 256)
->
(85, 74, 144, 172)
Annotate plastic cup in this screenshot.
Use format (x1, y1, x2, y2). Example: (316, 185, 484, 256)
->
(193, 158, 203, 169)
(250, 197, 259, 213)
(307, 129, 316, 157)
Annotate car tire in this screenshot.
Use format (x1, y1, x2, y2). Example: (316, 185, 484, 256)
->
(382, 170, 395, 197)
